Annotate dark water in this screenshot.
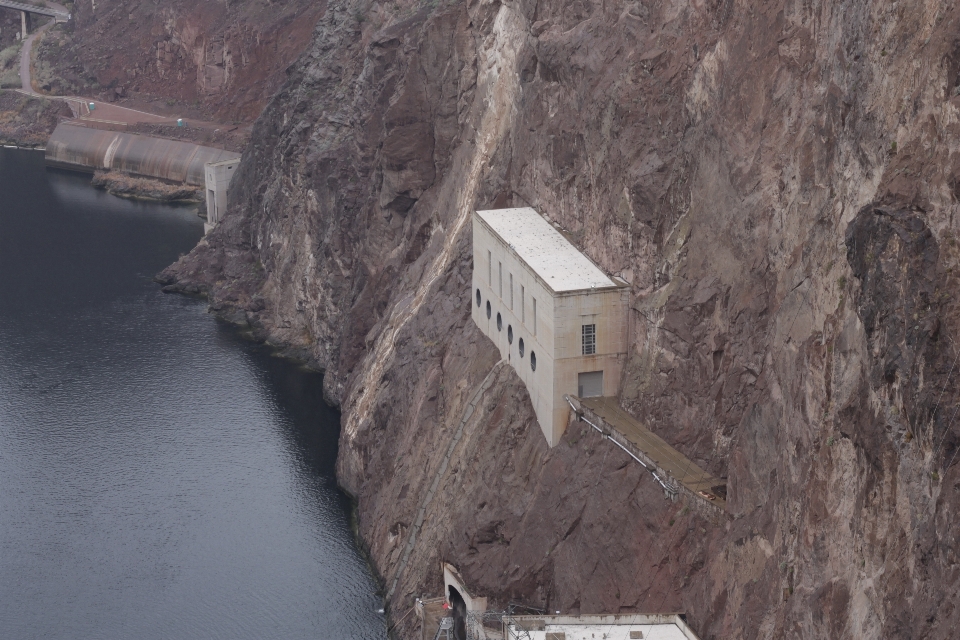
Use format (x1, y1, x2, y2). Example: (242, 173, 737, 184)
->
(0, 149, 385, 639)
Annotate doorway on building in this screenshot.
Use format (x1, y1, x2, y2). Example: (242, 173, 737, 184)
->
(448, 585, 467, 640)
(578, 371, 604, 397)
(207, 190, 217, 223)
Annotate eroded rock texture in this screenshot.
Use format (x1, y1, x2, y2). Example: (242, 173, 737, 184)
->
(35, 0, 325, 121)
(160, 0, 960, 637)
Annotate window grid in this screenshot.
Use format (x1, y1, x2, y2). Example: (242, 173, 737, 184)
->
(487, 250, 492, 285)
(498, 262, 502, 297)
(582, 324, 596, 355)
(521, 286, 525, 323)
(509, 274, 514, 309)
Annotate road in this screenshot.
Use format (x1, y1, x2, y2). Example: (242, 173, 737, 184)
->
(18, 15, 51, 94)
(12, 7, 243, 135)
(19, 23, 171, 125)
(14, 0, 71, 95)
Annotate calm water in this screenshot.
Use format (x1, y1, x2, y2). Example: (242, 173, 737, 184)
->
(0, 149, 384, 639)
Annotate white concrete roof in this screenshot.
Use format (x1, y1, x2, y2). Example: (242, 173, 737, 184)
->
(511, 624, 690, 640)
(207, 157, 240, 167)
(476, 208, 619, 292)
(505, 614, 699, 640)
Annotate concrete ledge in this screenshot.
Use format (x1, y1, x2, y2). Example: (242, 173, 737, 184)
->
(567, 395, 727, 522)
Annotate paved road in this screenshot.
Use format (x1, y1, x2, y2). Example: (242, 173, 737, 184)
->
(14, 2, 175, 125)
(16, 0, 70, 94)
(13, 5, 239, 133)
(18, 16, 51, 94)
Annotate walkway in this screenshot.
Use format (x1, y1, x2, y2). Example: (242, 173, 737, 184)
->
(418, 597, 448, 640)
(578, 396, 727, 511)
(17, 12, 51, 94)
(8, 0, 70, 94)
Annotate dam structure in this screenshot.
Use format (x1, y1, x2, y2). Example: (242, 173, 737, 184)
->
(45, 122, 240, 187)
(471, 207, 630, 446)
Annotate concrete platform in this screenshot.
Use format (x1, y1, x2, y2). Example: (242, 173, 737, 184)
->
(419, 597, 448, 640)
(578, 397, 726, 510)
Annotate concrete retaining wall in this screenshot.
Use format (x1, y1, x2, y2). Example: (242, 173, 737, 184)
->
(45, 123, 240, 186)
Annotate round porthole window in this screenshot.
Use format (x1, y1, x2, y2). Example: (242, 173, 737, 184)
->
(476, 289, 481, 307)
(507, 325, 513, 344)
(518, 337, 525, 357)
(486, 300, 491, 319)
(530, 351, 537, 371)
(497, 313, 502, 331)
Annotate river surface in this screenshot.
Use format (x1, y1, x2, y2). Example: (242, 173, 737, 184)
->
(0, 149, 385, 639)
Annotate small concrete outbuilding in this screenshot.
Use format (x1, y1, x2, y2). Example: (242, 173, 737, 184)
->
(204, 158, 239, 233)
(471, 208, 629, 446)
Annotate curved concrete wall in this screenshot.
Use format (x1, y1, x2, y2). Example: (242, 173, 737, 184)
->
(45, 123, 241, 186)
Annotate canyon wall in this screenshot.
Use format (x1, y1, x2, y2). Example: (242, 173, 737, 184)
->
(160, 0, 960, 637)
(32, 0, 325, 121)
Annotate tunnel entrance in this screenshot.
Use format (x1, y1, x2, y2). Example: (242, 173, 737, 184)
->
(448, 585, 467, 640)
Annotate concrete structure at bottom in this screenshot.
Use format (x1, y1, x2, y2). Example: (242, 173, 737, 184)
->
(504, 613, 700, 640)
(204, 158, 239, 233)
(471, 207, 629, 447)
(418, 564, 702, 640)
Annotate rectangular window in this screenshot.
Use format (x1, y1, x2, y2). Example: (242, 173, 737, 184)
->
(487, 250, 492, 285)
(521, 286, 525, 323)
(509, 274, 514, 309)
(498, 262, 502, 297)
(533, 297, 537, 337)
(582, 324, 597, 355)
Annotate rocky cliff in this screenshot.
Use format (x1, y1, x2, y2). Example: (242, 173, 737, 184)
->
(30, 0, 325, 121)
(160, 0, 960, 637)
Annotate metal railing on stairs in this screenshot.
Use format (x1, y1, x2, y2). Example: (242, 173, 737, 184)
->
(434, 617, 454, 640)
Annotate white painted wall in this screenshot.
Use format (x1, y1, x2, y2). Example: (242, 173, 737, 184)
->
(443, 563, 487, 612)
(471, 212, 628, 446)
(204, 159, 239, 231)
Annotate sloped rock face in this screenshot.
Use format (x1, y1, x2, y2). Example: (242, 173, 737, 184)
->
(160, 0, 960, 637)
(36, 0, 325, 121)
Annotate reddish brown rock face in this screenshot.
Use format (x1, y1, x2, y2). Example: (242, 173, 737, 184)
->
(27, 0, 325, 122)
(160, 0, 960, 638)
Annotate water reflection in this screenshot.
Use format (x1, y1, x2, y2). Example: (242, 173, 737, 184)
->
(0, 149, 384, 639)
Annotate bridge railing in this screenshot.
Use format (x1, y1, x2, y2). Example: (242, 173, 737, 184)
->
(0, 1, 70, 21)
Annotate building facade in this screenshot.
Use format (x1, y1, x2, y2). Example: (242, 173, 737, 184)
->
(204, 158, 239, 233)
(471, 208, 629, 446)
(504, 613, 701, 640)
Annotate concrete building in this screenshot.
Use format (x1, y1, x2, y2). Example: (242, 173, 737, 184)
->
(504, 613, 700, 640)
(471, 208, 629, 447)
(204, 158, 239, 233)
(419, 564, 702, 640)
